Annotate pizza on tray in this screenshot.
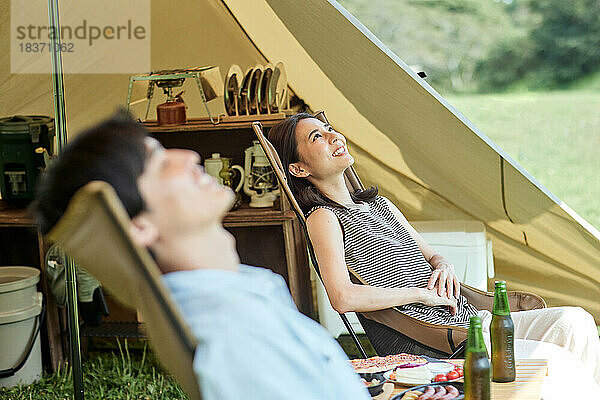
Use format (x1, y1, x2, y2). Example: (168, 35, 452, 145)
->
(349, 354, 428, 373)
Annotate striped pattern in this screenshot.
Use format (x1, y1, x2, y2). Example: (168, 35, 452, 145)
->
(307, 196, 477, 327)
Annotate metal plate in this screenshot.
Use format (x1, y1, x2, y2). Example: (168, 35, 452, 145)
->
(269, 62, 287, 113)
(238, 67, 254, 115)
(247, 65, 264, 115)
(258, 64, 273, 114)
(224, 64, 243, 116)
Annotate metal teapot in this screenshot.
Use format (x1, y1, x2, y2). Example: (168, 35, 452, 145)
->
(219, 157, 244, 210)
(204, 153, 225, 184)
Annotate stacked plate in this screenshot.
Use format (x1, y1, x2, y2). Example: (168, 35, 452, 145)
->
(224, 62, 287, 116)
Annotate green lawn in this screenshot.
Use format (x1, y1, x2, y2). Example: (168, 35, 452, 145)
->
(0, 340, 187, 400)
(445, 90, 600, 230)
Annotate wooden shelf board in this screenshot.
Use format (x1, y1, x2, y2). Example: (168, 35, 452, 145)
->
(143, 113, 289, 133)
(224, 206, 295, 224)
(0, 201, 36, 227)
(0, 202, 296, 227)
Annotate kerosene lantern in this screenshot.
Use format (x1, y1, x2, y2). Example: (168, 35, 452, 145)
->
(243, 140, 280, 207)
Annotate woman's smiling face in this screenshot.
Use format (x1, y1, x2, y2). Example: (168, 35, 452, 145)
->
(291, 117, 354, 179)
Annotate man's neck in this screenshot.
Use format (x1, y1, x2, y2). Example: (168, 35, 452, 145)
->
(153, 224, 239, 274)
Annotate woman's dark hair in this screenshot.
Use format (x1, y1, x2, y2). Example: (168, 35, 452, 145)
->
(268, 112, 377, 215)
(33, 111, 147, 234)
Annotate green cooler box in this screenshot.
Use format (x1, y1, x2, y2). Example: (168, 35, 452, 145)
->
(0, 115, 55, 201)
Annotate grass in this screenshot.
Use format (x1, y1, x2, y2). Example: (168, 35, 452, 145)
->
(0, 339, 187, 400)
(445, 89, 600, 230)
(0, 336, 374, 399)
(337, 334, 377, 359)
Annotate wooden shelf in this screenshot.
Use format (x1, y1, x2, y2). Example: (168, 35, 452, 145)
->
(0, 200, 296, 225)
(0, 200, 35, 227)
(224, 206, 296, 224)
(143, 113, 289, 133)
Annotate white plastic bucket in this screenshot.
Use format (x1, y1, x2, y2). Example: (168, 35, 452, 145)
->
(0, 266, 43, 388)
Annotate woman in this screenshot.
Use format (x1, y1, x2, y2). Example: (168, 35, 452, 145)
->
(268, 112, 600, 383)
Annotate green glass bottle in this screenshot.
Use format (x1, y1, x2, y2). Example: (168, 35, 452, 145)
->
(491, 280, 516, 382)
(465, 315, 491, 400)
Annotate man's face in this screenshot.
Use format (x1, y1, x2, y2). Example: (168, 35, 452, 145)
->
(136, 138, 235, 235)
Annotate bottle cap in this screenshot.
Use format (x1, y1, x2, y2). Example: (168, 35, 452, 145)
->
(211, 153, 220, 158)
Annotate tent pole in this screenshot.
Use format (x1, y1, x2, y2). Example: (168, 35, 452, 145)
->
(47, 0, 67, 149)
(46, 1, 84, 399)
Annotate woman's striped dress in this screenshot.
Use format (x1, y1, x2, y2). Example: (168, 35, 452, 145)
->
(307, 196, 477, 328)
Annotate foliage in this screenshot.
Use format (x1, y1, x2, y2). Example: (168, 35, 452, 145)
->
(529, 0, 600, 83)
(476, 0, 600, 91)
(0, 339, 188, 400)
(339, 0, 600, 92)
(475, 35, 538, 92)
(338, 0, 512, 92)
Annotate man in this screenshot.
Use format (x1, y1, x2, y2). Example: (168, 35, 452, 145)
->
(34, 112, 370, 400)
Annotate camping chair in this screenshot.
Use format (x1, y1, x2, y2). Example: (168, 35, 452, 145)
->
(252, 112, 547, 359)
(46, 181, 202, 400)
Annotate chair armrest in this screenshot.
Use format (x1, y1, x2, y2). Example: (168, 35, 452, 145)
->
(507, 291, 547, 311)
(460, 283, 546, 312)
(460, 283, 493, 311)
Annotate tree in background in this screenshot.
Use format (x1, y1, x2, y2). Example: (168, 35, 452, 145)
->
(529, 0, 600, 84)
(339, 0, 512, 92)
(340, 0, 600, 93)
(476, 0, 600, 91)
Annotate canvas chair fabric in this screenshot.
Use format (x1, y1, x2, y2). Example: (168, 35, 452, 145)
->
(252, 114, 546, 357)
(46, 181, 202, 400)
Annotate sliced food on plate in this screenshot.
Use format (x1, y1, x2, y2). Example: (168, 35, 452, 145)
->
(396, 384, 461, 400)
(349, 353, 428, 373)
(385, 364, 432, 386)
(385, 361, 463, 385)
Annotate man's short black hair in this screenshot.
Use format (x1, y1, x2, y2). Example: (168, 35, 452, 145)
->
(33, 111, 148, 234)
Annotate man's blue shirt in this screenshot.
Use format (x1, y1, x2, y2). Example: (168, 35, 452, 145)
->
(163, 265, 370, 400)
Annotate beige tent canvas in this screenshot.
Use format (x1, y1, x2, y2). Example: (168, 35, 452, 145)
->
(1, 0, 598, 321)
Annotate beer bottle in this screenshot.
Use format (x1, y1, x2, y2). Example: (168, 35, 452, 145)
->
(491, 280, 516, 382)
(464, 315, 491, 400)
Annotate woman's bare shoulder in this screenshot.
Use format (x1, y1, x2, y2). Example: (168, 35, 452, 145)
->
(306, 207, 345, 251)
(306, 206, 338, 225)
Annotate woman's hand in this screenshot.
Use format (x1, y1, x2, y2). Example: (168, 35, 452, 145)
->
(417, 288, 457, 315)
(427, 257, 460, 300)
